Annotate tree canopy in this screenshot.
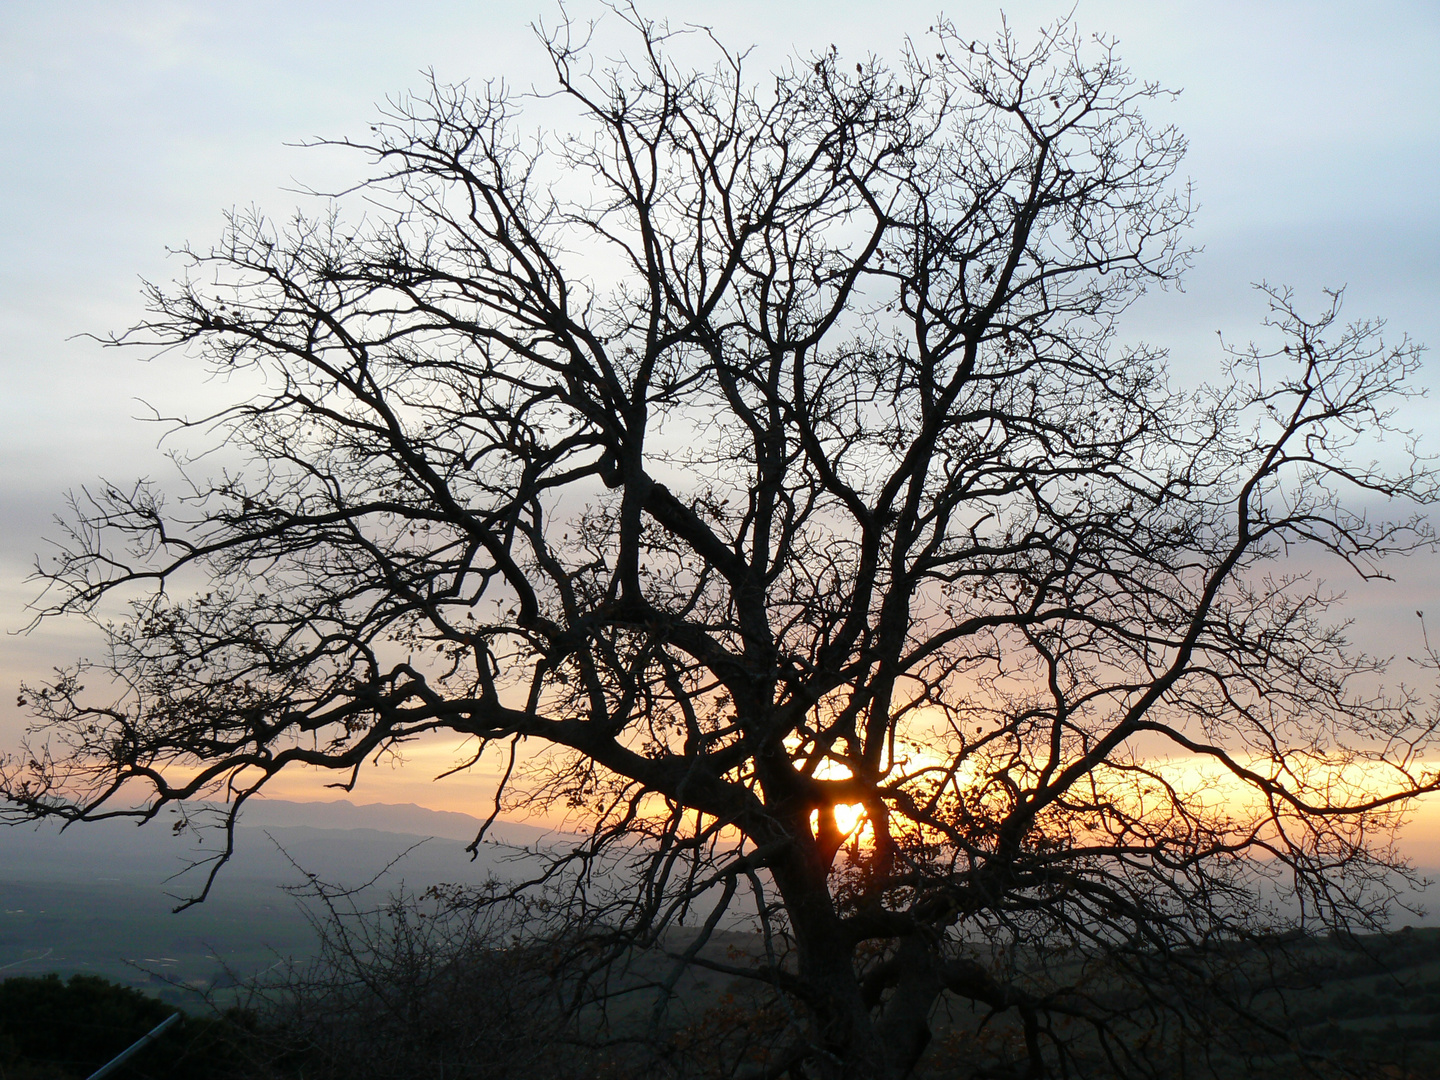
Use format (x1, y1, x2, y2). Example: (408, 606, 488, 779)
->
(5, 10, 1438, 1078)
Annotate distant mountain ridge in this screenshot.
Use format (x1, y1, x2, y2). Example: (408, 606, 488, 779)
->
(233, 797, 567, 847)
(0, 799, 578, 893)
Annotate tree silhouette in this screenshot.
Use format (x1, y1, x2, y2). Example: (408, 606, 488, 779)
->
(5, 10, 1438, 1078)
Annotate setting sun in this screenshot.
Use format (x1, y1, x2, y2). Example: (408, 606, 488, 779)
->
(810, 802, 871, 844)
(832, 802, 865, 837)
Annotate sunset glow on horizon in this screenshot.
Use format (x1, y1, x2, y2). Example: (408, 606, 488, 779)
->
(226, 728, 1440, 871)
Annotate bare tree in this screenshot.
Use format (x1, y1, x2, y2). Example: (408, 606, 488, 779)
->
(232, 880, 589, 1080)
(5, 9, 1438, 1077)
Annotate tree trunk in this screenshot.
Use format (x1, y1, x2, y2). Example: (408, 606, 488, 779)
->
(772, 855, 945, 1080)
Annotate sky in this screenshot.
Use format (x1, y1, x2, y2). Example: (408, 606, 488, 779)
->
(2, 1, 1439, 841)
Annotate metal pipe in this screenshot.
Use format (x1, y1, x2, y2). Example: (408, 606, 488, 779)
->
(85, 1011, 182, 1080)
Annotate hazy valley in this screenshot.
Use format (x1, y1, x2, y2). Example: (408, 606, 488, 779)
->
(0, 799, 569, 1000)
